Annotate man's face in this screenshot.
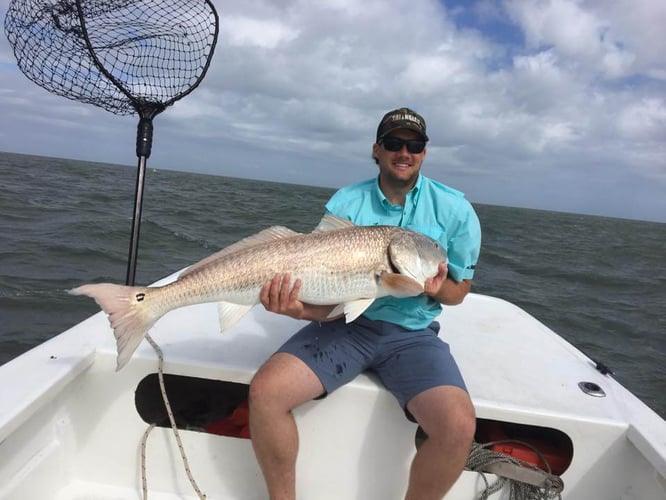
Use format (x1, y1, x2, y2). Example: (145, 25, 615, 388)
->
(373, 129, 427, 187)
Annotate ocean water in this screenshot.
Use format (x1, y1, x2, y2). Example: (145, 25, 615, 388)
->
(1, 151, 664, 418)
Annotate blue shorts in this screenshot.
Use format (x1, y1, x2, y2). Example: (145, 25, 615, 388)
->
(277, 316, 467, 411)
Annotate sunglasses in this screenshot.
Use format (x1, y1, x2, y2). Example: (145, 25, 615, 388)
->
(381, 136, 426, 154)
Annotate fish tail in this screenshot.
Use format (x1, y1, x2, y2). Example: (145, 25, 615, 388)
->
(70, 283, 162, 371)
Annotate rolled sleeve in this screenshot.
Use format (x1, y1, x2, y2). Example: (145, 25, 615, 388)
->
(445, 201, 481, 282)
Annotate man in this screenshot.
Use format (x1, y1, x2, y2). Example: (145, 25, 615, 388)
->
(249, 107, 481, 500)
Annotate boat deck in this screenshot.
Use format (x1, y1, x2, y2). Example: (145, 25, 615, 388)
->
(1, 289, 664, 499)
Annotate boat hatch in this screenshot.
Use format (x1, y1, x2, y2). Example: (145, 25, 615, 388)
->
(472, 418, 573, 475)
(137, 375, 574, 476)
(415, 418, 573, 476)
(135, 374, 251, 439)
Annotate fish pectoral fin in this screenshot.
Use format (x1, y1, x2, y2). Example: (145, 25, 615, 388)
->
(342, 298, 375, 323)
(218, 302, 254, 332)
(378, 271, 424, 297)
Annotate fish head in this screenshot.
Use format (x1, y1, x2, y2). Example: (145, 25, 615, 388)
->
(388, 230, 447, 285)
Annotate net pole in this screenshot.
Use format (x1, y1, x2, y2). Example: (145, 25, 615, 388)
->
(126, 155, 147, 286)
(125, 115, 154, 286)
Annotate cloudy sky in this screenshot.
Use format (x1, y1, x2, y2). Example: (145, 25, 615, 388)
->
(1, 0, 664, 222)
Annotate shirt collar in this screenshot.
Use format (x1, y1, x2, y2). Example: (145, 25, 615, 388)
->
(374, 174, 423, 209)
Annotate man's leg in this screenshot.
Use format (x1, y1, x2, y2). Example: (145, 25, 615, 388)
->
(249, 352, 325, 500)
(404, 385, 476, 500)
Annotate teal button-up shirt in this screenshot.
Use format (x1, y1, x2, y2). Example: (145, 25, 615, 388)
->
(325, 174, 481, 330)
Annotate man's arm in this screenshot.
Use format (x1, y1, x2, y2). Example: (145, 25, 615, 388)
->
(423, 262, 472, 305)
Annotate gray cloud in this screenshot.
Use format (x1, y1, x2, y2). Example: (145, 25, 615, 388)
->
(0, 0, 664, 221)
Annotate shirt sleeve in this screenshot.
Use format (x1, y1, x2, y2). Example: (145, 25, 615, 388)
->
(446, 200, 482, 282)
(325, 186, 361, 222)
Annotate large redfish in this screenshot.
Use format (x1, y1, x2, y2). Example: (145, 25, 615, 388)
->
(71, 215, 447, 370)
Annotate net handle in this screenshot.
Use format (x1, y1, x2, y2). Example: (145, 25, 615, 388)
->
(126, 153, 147, 285)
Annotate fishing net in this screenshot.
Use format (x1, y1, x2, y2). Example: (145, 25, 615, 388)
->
(4, 0, 219, 285)
(4, 0, 218, 118)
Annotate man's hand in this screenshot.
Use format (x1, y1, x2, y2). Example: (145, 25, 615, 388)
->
(260, 273, 305, 318)
(423, 262, 448, 296)
(260, 274, 339, 321)
(423, 263, 472, 306)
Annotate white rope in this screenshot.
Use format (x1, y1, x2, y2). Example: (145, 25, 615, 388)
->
(140, 423, 156, 498)
(466, 441, 564, 500)
(140, 333, 207, 500)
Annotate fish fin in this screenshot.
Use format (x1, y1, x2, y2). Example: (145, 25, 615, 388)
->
(218, 302, 254, 332)
(69, 284, 160, 371)
(378, 272, 424, 297)
(326, 303, 345, 319)
(180, 226, 301, 278)
(312, 214, 356, 233)
(342, 298, 375, 323)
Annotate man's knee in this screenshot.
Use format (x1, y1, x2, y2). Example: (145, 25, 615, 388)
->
(451, 406, 476, 445)
(249, 352, 324, 414)
(248, 367, 272, 411)
(249, 356, 287, 411)
(431, 409, 474, 451)
(409, 386, 476, 446)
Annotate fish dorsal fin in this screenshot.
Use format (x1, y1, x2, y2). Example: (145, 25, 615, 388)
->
(179, 226, 301, 278)
(313, 214, 356, 233)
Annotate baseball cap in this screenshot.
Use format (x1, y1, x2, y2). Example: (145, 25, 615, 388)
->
(376, 107, 429, 143)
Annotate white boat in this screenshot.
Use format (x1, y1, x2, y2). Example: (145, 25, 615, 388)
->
(1, 267, 664, 500)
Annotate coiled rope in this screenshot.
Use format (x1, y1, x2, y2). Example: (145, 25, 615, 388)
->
(466, 440, 564, 500)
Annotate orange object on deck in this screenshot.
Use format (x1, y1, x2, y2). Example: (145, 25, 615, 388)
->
(205, 400, 251, 439)
(490, 440, 569, 475)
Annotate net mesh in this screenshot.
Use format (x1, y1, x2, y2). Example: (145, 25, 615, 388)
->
(4, 0, 218, 117)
